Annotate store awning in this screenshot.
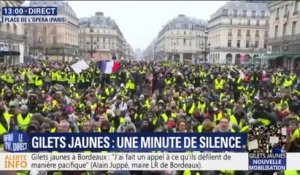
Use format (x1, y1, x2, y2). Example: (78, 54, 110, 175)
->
(292, 55, 300, 60)
(0, 51, 20, 57)
(258, 54, 284, 60)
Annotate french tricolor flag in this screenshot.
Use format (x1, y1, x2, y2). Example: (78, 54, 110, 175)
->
(100, 60, 121, 74)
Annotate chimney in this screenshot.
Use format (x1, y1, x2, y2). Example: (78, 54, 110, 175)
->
(95, 11, 104, 16)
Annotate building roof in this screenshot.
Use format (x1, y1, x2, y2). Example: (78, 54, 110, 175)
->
(210, 1, 268, 19)
(79, 12, 118, 29)
(29, 0, 77, 18)
(167, 14, 208, 29)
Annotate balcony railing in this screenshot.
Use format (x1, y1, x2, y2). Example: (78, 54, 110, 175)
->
(268, 34, 300, 43)
(0, 31, 25, 43)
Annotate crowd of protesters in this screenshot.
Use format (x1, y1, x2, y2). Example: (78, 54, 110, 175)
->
(0, 60, 299, 175)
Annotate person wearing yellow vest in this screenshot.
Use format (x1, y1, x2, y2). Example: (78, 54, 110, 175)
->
(16, 105, 32, 131)
(182, 98, 196, 116)
(27, 71, 36, 89)
(214, 74, 226, 91)
(125, 77, 136, 94)
(99, 119, 115, 133)
(68, 72, 77, 85)
(230, 109, 248, 131)
(213, 117, 235, 132)
(198, 119, 214, 133)
(34, 72, 43, 88)
(0, 102, 12, 148)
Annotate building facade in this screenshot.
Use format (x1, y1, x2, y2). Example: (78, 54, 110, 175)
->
(79, 12, 127, 61)
(143, 38, 158, 62)
(208, 1, 269, 65)
(267, 1, 300, 70)
(26, 1, 79, 62)
(0, 0, 26, 65)
(156, 14, 208, 64)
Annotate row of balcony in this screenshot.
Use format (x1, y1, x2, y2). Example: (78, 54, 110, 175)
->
(228, 34, 268, 38)
(221, 13, 268, 19)
(268, 33, 300, 43)
(0, 31, 25, 43)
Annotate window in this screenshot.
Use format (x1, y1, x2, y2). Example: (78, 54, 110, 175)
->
(283, 23, 287, 36)
(255, 41, 259, 48)
(256, 20, 259, 26)
(292, 21, 297, 36)
(246, 40, 250, 48)
(284, 4, 289, 17)
(275, 25, 279, 39)
(243, 10, 247, 17)
(237, 29, 241, 36)
(184, 31, 186, 35)
(276, 8, 280, 19)
(252, 11, 256, 18)
(103, 37, 106, 42)
(264, 41, 267, 49)
(261, 11, 265, 18)
(255, 30, 259, 37)
(13, 24, 17, 34)
(246, 30, 250, 37)
(247, 19, 250, 26)
(237, 40, 241, 48)
(294, 1, 299, 14)
(227, 40, 232, 47)
(234, 10, 238, 17)
(189, 40, 192, 46)
(183, 38, 186, 45)
(53, 36, 57, 44)
(97, 37, 99, 41)
(222, 9, 228, 16)
(264, 31, 268, 37)
(228, 29, 232, 36)
(230, 18, 232, 25)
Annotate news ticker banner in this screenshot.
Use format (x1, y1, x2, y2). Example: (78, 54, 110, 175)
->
(1, 7, 66, 23)
(0, 153, 299, 171)
(2, 132, 300, 170)
(4, 132, 247, 152)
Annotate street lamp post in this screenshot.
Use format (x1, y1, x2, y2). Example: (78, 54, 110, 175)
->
(172, 43, 176, 62)
(201, 31, 210, 63)
(86, 23, 97, 59)
(250, 44, 255, 65)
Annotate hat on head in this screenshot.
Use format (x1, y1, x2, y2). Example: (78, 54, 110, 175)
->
(20, 105, 28, 111)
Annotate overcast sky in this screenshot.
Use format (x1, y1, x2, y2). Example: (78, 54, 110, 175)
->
(68, 1, 226, 51)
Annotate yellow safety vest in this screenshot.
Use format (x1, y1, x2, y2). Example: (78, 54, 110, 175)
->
(215, 79, 225, 90)
(183, 103, 195, 115)
(17, 113, 33, 131)
(6, 75, 14, 84)
(0, 113, 12, 135)
(97, 127, 115, 133)
(197, 102, 206, 113)
(230, 115, 246, 129)
(35, 76, 43, 87)
(51, 71, 58, 81)
(126, 80, 135, 90)
(68, 74, 76, 84)
(292, 129, 300, 141)
(284, 171, 299, 175)
(184, 170, 201, 175)
(28, 74, 35, 84)
(257, 118, 271, 126)
(213, 112, 224, 124)
(283, 79, 293, 88)
(198, 125, 203, 133)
